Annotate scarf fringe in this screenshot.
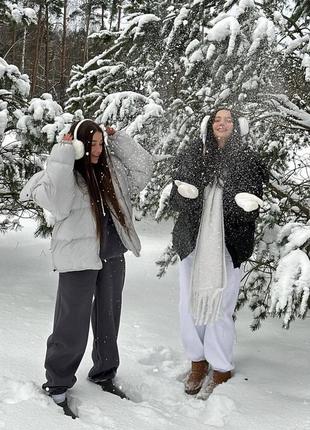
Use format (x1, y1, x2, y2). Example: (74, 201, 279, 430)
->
(191, 288, 224, 325)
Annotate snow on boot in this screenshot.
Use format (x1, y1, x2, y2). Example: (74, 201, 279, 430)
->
(57, 399, 78, 419)
(51, 393, 78, 419)
(197, 370, 231, 400)
(184, 360, 209, 395)
(99, 379, 129, 400)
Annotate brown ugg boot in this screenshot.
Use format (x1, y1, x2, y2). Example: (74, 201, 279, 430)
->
(213, 370, 231, 385)
(184, 360, 209, 395)
(200, 370, 232, 399)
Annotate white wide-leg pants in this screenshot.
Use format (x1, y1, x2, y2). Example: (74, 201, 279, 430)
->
(179, 251, 241, 372)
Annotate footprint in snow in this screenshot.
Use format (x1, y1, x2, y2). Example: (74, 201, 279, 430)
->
(138, 345, 186, 380)
(0, 377, 46, 405)
(202, 394, 236, 427)
(138, 345, 175, 366)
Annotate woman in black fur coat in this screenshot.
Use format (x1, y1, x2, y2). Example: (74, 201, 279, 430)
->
(170, 108, 268, 398)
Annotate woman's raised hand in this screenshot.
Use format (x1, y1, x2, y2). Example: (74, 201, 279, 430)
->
(175, 180, 199, 199)
(62, 134, 73, 142)
(234, 192, 263, 212)
(105, 127, 116, 136)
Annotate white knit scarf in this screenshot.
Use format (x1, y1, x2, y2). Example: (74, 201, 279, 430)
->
(190, 179, 227, 325)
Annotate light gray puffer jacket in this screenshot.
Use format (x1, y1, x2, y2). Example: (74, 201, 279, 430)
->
(20, 131, 153, 272)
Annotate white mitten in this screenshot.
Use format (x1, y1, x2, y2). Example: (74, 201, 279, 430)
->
(235, 192, 263, 212)
(175, 180, 199, 199)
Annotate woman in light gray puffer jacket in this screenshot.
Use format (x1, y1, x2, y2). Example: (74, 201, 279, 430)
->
(20, 120, 153, 417)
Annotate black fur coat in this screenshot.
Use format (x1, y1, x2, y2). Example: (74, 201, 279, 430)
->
(169, 139, 268, 268)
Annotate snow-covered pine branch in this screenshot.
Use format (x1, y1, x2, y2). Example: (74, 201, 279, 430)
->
(6, 3, 37, 26)
(269, 94, 310, 131)
(0, 57, 30, 139)
(0, 58, 77, 234)
(269, 224, 310, 328)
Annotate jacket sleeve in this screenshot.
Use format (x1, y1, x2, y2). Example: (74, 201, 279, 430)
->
(224, 153, 268, 225)
(107, 130, 154, 195)
(20, 143, 76, 221)
(170, 182, 202, 212)
(169, 148, 203, 213)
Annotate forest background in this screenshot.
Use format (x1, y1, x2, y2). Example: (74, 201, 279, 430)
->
(0, 0, 309, 329)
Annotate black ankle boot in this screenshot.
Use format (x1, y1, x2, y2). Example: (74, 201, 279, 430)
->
(57, 399, 78, 419)
(99, 379, 128, 400)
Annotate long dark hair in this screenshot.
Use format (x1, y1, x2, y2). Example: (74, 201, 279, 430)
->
(203, 107, 243, 183)
(69, 120, 126, 236)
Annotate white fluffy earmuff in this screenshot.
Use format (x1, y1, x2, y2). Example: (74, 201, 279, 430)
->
(238, 117, 249, 136)
(72, 119, 89, 160)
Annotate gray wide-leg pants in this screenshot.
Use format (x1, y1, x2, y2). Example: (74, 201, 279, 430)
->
(42, 256, 125, 395)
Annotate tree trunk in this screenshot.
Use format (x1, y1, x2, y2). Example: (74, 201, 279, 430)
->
(30, 5, 44, 97)
(109, 0, 117, 31)
(11, 23, 16, 65)
(83, 0, 92, 64)
(44, 0, 49, 92)
(101, 4, 105, 30)
(21, 28, 27, 73)
(60, 0, 68, 105)
(117, 4, 122, 31)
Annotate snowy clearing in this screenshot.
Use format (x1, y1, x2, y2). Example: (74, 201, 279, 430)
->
(0, 218, 309, 430)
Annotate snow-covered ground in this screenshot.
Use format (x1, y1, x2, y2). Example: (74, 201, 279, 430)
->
(0, 218, 309, 430)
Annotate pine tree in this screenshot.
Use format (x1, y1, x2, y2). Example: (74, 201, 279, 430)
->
(65, 0, 310, 328)
(235, 0, 310, 329)
(0, 49, 74, 234)
(3, 0, 307, 328)
(66, 2, 165, 155)
(0, 55, 31, 232)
